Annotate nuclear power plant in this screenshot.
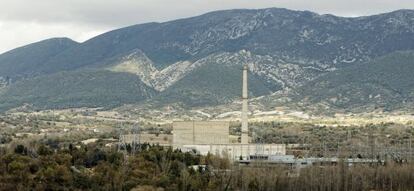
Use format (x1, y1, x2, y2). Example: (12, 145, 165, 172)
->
(172, 64, 286, 161)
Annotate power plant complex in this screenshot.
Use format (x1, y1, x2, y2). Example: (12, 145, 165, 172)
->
(172, 65, 286, 160)
(119, 64, 286, 160)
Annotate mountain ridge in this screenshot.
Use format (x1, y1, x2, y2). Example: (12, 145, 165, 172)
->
(290, 50, 414, 113)
(0, 8, 413, 113)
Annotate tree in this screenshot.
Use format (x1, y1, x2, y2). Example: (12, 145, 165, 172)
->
(14, 145, 27, 155)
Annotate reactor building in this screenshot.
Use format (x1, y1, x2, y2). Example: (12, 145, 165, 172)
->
(172, 64, 286, 161)
(173, 121, 230, 146)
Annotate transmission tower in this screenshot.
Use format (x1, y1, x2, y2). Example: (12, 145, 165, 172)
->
(131, 123, 141, 154)
(118, 122, 141, 155)
(118, 122, 127, 155)
(368, 129, 375, 162)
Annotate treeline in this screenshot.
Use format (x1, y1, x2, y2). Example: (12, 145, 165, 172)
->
(1, 142, 414, 190)
(0, 143, 230, 191)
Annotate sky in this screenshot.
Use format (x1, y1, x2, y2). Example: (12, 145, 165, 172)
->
(0, 0, 413, 53)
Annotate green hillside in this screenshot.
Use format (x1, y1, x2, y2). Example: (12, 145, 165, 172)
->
(0, 70, 156, 111)
(294, 51, 414, 111)
(157, 64, 273, 107)
(0, 38, 78, 78)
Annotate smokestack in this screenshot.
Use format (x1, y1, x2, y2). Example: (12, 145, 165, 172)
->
(241, 64, 249, 144)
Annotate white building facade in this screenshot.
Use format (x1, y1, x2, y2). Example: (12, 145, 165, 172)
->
(180, 144, 286, 160)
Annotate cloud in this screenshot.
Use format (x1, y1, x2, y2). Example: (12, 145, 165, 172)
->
(2, 0, 413, 26)
(0, 0, 413, 53)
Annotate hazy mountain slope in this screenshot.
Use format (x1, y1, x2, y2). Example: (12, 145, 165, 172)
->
(292, 51, 414, 111)
(0, 38, 79, 79)
(157, 64, 272, 107)
(105, 49, 203, 91)
(0, 70, 156, 111)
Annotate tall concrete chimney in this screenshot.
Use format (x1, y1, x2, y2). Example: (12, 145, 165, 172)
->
(241, 64, 249, 144)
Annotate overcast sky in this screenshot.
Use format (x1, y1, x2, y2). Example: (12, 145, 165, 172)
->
(0, 0, 413, 53)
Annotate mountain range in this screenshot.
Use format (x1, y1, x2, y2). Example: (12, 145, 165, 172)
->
(0, 8, 413, 114)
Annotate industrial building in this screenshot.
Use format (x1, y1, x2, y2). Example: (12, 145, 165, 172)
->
(180, 144, 286, 161)
(239, 155, 384, 167)
(173, 121, 229, 146)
